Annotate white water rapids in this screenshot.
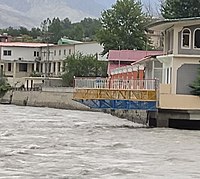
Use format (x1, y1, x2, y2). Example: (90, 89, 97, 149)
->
(0, 105, 200, 179)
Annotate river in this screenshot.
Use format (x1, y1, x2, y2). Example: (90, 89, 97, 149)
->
(0, 105, 200, 179)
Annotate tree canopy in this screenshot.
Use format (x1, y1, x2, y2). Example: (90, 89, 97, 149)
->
(0, 77, 11, 97)
(189, 67, 200, 96)
(161, 0, 200, 19)
(97, 0, 151, 55)
(1, 17, 101, 43)
(62, 53, 107, 86)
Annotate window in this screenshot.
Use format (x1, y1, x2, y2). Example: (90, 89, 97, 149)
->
(59, 50, 61, 56)
(181, 28, 191, 48)
(69, 49, 72, 55)
(0, 65, 3, 75)
(54, 50, 56, 56)
(36, 63, 39, 72)
(153, 61, 163, 82)
(3, 50, 11, 56)
(19, 63, 27, 72)
(53, 62, 56, 72)
(32, 64, 34, 72)
(154, 69, 162, 81)
(48, 63, 51, 73)
(34, 51, 39, 57)
(166, 30, 173, 54)
(58, 62, 61, 72)
(41, 63, 43, 72)
(194, 28, 200, 48)
(64, 49, 66, 55)
(8, 63, 11, 71)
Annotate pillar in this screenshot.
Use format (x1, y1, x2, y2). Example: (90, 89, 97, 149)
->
(34, 62, 37, 71)
(50, 62, 54, 74)
(42, 62, 46, 74)
(13, 61, 17, 84)
(60, 61, 64, 73)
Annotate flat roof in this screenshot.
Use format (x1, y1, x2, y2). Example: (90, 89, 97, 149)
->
(0, 42, 54, 48)
(148, 17, 200, 31)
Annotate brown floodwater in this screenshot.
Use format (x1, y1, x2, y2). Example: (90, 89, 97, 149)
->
(0, 105, 200, 179)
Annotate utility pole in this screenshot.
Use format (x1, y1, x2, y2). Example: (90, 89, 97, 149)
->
(41, 18, 53, 86)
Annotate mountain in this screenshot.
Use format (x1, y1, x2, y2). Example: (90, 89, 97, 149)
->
(0, 0, 105, 28)
(0, 0, 160, 29)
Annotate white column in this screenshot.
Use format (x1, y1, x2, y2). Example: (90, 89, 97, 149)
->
(13, 61, 17, 84)
(50, 62, 54, 74)
(60, 61, 64, 73)
(42, 62, 45, 74)
(39, 63, 42, 73)
(34, 62, 37, 71)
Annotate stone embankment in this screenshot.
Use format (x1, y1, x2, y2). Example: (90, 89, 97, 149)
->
(0, 88, 147, 125)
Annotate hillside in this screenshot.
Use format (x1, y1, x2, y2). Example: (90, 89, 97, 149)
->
(0, 0, 105, 28)
(0, 0, 160, 29)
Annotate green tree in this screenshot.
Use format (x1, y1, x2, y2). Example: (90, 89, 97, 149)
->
(48, 17, 64, 43)
(97, 0, 150, 55)
(30, 27, 42, 39)
(189, 67, 200, 96)
(0, 77, 11, 97)
(79, 18, 101, 41)
(4, 26, 21, 36)
(161, 0, 200, 19)
(67, 24, 84, 41)
(61, 18, 72, 29)
(62, 53, 107, 86)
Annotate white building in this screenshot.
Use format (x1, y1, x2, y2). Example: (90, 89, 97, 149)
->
(0, 41, 105, 86)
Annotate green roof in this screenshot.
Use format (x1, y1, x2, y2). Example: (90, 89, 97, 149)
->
(58, 38, 83, 45)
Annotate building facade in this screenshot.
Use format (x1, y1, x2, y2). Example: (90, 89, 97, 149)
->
(0, 41, 105, 86)
(108, 50, 162, 80)
(148, 17, 200, 95)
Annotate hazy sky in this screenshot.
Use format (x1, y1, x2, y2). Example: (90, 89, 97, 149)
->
(99, 0, 160, 9)
(98, 0, 160, 15)
(103, 0, 116, 7)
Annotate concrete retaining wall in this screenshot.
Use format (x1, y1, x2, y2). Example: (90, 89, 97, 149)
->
(2, 90, 89, 111)
(1, 90, 147, 125)
(103, 109, 147, 125)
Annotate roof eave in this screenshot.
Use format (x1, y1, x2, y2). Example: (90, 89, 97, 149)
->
(148, 17, 200, 31)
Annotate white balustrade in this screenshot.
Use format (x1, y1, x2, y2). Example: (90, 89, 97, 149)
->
(74, 78, 158, 90)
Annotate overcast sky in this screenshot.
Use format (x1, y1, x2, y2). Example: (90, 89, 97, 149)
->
(98, 0, 160, 15)
(98, 0, 160, 9)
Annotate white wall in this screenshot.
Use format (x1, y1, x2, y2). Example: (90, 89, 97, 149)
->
(74, 42, 107, 60)
(41, 45, 75, 62)
(1, 46, 41, 61)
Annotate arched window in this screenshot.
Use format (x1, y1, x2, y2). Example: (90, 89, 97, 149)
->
(181, 28, 191, 48)
(194, 28, 200, 49)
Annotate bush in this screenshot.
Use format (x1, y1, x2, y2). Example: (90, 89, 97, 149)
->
(0, 77, 11, 97)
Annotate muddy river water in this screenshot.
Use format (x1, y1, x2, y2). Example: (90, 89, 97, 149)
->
(0, 105, 200, 179)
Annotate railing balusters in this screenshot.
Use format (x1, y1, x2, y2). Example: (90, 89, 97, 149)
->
(74, 78, 158, 91)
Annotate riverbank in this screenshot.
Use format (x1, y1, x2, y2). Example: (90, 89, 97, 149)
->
(0, 89, 147, 125)
(1, 90, 90, 111)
